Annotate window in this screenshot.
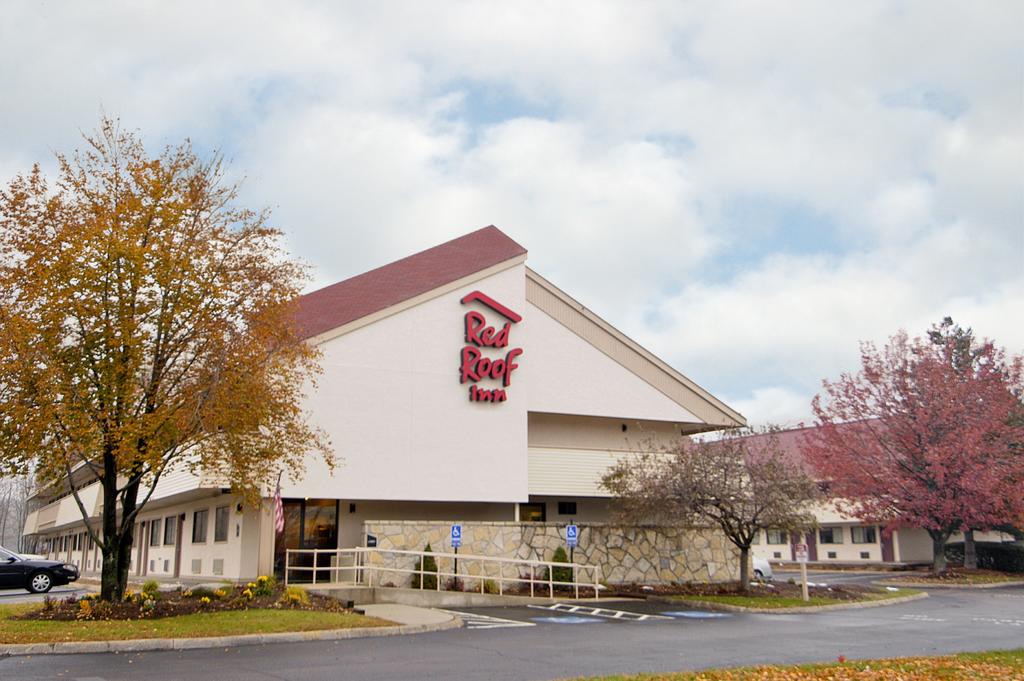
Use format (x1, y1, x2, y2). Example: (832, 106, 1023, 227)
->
(827, 551, 837, 559)
(214, 505, 230, 542)
(766, 529, 789, 545)
(150, 518, 162, 546)
(751, 531, 760, 545)
(557, 501, 577, 515)
(163, 516, 176, 545)
(819, 526, 843, 544)
(519, 503, 546, 522)
(851, 526, 877, 544)
(192, 509, 209, 543)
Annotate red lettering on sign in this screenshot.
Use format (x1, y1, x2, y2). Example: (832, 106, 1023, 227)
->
(469, 385, 508, 402)
(464, 311, 511, 348)
(459, 292, 523, 403)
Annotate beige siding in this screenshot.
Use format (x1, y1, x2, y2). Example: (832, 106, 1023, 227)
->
(151, 464, 205, 500)
(21, 510, 38, 535)
(528, 447, 626, 497)
(528, 413, 692, 452)
(56, 482, 101, 527)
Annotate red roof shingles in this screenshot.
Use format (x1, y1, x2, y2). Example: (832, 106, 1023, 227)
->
(294, 225, 527, 340)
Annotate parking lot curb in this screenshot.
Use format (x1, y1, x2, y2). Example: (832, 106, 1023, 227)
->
(874, 579, 1024, 590)
(648, 591, 928, 614)
(0, 614, 462, 657)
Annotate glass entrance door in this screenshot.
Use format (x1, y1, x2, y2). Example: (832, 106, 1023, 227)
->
(274, 499, 339, 581)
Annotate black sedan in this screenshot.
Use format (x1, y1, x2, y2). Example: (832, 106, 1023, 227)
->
(0, 546, 80, 593)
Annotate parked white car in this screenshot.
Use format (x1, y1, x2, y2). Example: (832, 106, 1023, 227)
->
(753, 556, 774, 581)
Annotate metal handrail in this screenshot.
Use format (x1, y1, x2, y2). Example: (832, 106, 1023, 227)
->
(283, 546, 602, 600)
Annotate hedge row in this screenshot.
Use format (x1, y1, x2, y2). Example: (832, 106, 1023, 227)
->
(944, 541, 1024, 573)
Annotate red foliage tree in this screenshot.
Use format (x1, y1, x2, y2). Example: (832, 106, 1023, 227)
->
(804, 329, 1024, 573)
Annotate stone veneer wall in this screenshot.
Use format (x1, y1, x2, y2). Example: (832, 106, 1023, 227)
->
(361, 521, 740, 585)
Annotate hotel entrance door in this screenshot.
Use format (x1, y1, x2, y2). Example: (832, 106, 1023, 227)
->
(273, 499, 339, 581)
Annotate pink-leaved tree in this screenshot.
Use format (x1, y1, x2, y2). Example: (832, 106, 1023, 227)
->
(803, 325, 1024, 573)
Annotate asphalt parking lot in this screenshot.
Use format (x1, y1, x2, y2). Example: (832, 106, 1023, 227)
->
(2, 579, 1022, 681)
(0, 585, 87, 605)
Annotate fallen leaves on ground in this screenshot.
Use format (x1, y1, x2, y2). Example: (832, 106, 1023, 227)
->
(574, 650, 1024, 681)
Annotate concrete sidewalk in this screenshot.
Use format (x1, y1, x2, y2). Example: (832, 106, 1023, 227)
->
(359, 603, 457, 626)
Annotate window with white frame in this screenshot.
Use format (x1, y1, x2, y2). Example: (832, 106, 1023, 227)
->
(819, 526, 843, 544)
(150, 518, 162, 546)
(850, 526, 877, 544)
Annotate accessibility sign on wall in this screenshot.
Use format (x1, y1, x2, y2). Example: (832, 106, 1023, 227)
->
(566, 524, 578, 548)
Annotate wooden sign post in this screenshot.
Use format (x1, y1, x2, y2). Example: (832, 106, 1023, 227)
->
(794, 539, 810, 602)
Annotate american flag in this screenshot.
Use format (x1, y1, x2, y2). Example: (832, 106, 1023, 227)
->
(273, 481, 284, 534)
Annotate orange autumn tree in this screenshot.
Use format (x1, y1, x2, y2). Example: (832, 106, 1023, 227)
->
(0, 119, 331, 600)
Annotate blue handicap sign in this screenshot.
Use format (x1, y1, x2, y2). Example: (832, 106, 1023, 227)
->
(450, 524, 462, 548)
(566, 524, 579, 548)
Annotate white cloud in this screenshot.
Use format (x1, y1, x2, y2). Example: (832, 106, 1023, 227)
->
(0, 1, 1021, 427)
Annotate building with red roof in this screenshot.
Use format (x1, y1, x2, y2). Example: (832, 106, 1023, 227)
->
(24, 226, 748, 587)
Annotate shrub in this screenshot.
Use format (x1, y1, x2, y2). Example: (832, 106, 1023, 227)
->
(550, 547, 573, 584)
(279, 585, 311, 607)
(142, 579, 161, 596)
(946, 541, 1024, 573)
(444, 577, 464, 592)
(483, 579, 500, 595)
(252, 574, 276, 597)
(411, 543, 438, 589)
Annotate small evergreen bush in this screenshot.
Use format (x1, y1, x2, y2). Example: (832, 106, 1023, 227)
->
(411, 543, 438, 589)
(550, 547, 573, 584)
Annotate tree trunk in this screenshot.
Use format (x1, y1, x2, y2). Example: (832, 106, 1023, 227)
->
(99, 455, 120, 601)
(738, 546, 750, 592)
(929, 530, 950, 574)
(963, 528, 977, 570)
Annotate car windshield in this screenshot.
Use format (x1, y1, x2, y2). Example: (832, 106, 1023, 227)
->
(0, 547, 25, 561)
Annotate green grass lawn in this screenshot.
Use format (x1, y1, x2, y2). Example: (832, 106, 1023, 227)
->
(570, 648, 1024, 680)
(669, 587, 919, 610)
(0, 604, 393, 644)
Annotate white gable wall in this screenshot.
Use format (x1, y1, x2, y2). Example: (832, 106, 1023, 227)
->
(285, 263, 529, 503)
(523, 302, 702, 423)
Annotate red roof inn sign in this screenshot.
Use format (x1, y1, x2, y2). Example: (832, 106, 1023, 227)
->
(459, 291, 523, 403)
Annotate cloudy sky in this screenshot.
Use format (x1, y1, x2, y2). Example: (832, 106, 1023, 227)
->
(2, 1, 1021, 427)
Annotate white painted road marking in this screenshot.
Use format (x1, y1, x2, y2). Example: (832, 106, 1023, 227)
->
(900, 614, 947, 622)
(972, 617, 1024, 627)
(437, 609, 536, 630)
(527, 602, 672, 621)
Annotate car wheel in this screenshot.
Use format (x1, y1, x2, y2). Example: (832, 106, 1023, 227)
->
(28, 571, 53, 594)
(754, 569, 764, 580)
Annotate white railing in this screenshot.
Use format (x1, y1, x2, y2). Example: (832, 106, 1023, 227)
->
(284, 547, 602, 600)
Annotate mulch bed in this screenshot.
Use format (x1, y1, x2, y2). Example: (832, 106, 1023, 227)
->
(16, 581, 350, 622)
(609, 580, 887, 601)
(884, 568, 1022, 584)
